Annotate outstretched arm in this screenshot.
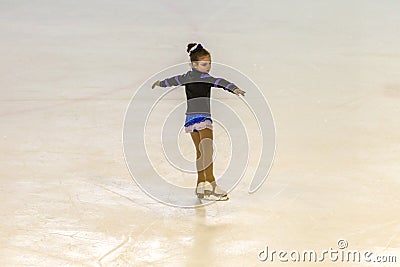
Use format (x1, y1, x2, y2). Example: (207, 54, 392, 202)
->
(152, 72, 189, 89)
(201, 74, 246, 96)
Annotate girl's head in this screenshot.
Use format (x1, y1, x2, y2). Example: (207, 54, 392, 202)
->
(187, 43, 211, 73)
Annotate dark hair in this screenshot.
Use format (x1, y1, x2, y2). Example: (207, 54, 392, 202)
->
(187, 43, 210, 62)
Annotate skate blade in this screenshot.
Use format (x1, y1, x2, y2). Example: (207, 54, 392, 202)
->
(202, 194, 229, 201)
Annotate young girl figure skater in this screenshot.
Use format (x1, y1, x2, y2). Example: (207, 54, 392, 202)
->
(152, 43, 245, 201)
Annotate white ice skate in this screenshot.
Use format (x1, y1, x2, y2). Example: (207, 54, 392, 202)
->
(196, 181, 229, 201)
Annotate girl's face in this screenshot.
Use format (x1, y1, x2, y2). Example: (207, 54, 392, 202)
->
(192, 55, 211, 73)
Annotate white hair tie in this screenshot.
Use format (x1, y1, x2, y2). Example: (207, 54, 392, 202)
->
(188, 43, 203, 55)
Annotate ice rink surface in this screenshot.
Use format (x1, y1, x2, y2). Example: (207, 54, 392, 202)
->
(1, 0, 399, 266)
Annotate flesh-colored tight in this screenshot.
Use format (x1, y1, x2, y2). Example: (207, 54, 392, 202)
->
(190, 128, 216, 185)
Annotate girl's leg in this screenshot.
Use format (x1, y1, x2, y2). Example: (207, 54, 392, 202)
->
(198, 128, 216, 184)
(195, 127, 229, 200)
(190, 131, 206, 185)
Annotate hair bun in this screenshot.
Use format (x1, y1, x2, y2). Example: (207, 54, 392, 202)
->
(187, 43, 197, 53)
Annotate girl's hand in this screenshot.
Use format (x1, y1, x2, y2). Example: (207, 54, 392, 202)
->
(233, 88, 246, 96)
(151, 80, 160, 89)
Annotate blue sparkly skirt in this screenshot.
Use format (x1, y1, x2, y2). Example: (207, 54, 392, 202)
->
(184, 113, 213, 133)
